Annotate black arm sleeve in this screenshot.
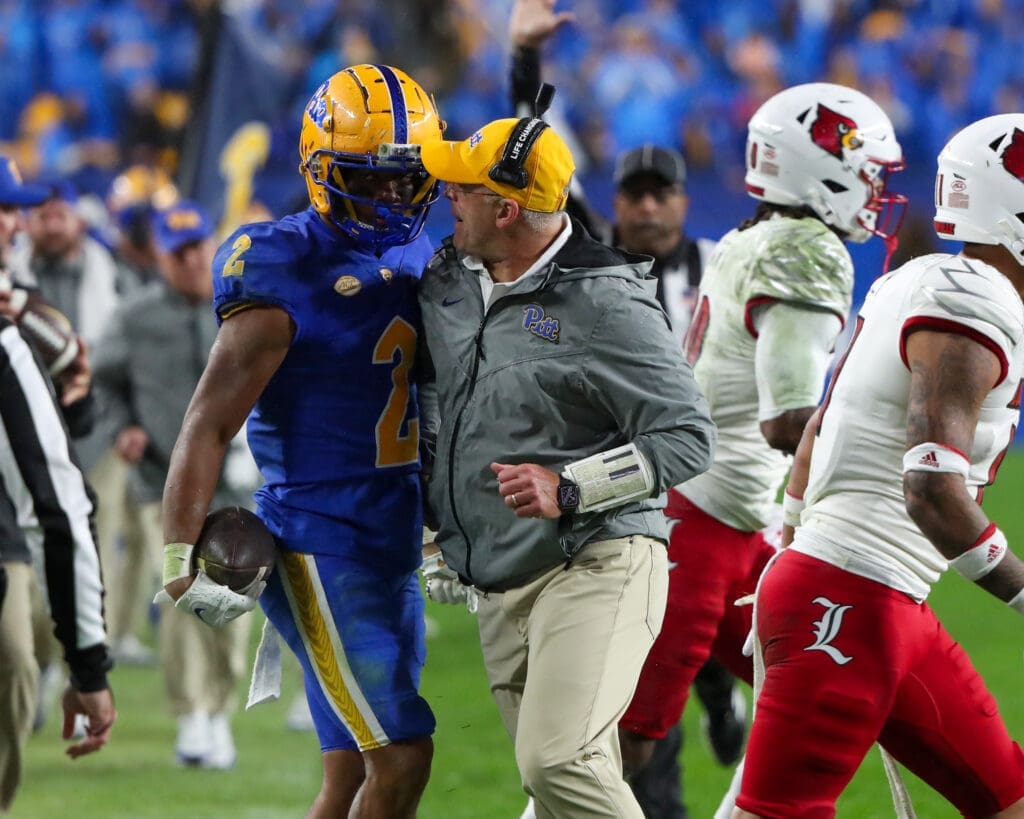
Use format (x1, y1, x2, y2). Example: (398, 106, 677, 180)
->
(61, 390, 96, 439)
(510, 46, 543, 115)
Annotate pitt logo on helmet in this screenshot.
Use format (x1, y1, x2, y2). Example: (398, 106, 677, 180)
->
(306, 81, 330, 129)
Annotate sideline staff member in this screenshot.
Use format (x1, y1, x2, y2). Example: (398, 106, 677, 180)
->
(0, 315, 115, 811)
(418, 114, 715, 818)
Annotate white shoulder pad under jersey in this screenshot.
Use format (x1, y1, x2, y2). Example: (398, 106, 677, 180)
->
(742, 216, 854, 320)
(795, 252, 1024, 601)
(901, 254, 1024, 380)
(680, 216, 854, 532)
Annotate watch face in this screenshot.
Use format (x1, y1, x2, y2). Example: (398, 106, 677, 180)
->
(558, 481, 580, 511)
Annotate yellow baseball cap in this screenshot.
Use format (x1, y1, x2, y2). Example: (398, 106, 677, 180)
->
(421, 117, 575, 214)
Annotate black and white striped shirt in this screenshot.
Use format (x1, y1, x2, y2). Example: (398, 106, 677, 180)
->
(0, 317, 110, 691)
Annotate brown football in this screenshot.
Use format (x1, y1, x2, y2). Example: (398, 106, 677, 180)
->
(9, 288, 79, 376)
(192, 507, 276, 592)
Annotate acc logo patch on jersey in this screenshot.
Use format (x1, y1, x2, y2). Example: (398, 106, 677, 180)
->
(334, 275, 362, 297)
(810, 104, 862, 159)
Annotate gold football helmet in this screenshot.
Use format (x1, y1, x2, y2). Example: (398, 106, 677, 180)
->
(299, 64, 444, 249)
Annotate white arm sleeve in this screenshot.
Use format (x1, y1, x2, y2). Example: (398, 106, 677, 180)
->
(753, 302, 842, 421)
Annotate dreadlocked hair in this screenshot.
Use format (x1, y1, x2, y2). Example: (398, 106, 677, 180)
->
(739, 202, 820, 232)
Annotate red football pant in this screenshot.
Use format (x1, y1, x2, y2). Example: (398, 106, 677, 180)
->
(738, 549, 1024, 819)
(620, 492, 775, 739)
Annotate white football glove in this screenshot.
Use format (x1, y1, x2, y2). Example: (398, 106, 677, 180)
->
(421, 547, 478, 613)
(154, 571, 263, 628)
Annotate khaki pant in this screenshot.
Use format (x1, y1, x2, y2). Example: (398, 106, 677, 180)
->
(0, 562, 41, 812)
(476, 535, 668, 819)
(136, 502, 250, 716)
(90, 450, 152, 644)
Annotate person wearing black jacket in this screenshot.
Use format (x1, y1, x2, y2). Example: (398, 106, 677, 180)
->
(506, 4, 744, 817)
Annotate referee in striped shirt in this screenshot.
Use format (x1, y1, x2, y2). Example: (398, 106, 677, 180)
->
(0, 159, 115, 814)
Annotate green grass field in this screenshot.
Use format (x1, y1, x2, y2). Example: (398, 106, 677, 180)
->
(15, 453, 1024, 818)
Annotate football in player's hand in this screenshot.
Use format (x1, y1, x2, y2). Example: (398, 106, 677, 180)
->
(193, 507, 276, 592)
(8, 288, 79, 376)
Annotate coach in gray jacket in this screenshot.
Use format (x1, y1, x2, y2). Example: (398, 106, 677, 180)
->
(417, 116, 715, 819)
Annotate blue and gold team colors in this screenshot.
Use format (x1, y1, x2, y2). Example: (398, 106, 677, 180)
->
(212, 206, 435, 751)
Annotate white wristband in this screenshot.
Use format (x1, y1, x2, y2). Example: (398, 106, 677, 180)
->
(782, 490, 805, 529)
(948, 524, 1008, 582)
(1007, 587, 1024, 616)
(561, 442, 655, 514)
(163, 542, 195, 585)
(902, 442, 970, 479)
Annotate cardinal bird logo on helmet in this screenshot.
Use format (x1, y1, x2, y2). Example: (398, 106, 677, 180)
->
(809, 104, 863, 159)
(1003, 127, 1024, 184)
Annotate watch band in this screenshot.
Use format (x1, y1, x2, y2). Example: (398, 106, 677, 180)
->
(557, 477, 580, 512)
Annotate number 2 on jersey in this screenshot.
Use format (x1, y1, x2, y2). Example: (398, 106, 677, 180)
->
(222, 234, 252, 278)
(373, 317, 419, 467)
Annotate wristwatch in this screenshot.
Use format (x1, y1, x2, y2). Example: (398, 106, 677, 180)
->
(557, 476, 580, 513)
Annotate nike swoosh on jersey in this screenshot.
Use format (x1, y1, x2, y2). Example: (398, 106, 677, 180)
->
(442, 296, 464, 307)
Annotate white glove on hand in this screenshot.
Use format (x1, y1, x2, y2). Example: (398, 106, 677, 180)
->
(421, 547, 478, 612)
(422, 549, 466, 604)
(154, 572, 261, 628)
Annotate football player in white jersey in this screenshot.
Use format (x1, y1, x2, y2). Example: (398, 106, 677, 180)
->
(620, 83, 907, 780)
(735, 114, 1024, 817)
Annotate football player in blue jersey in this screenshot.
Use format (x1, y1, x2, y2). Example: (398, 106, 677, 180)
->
(157, 65, 444, 818)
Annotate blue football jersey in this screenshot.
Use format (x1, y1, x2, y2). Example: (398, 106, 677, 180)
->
(212, 208, 431, 559)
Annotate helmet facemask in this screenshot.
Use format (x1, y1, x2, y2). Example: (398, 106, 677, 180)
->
(847, 155, 907, 269)
(306, 144, 440, 251)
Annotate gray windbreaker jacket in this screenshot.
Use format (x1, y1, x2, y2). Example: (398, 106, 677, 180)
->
(419, 221, 716, 592)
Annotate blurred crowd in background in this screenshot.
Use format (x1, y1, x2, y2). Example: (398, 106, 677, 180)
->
(4, 0, 1024, 202)
(0, 0, 1019, 262)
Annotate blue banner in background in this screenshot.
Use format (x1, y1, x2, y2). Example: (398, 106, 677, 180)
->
(177, 9, 305, 239)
